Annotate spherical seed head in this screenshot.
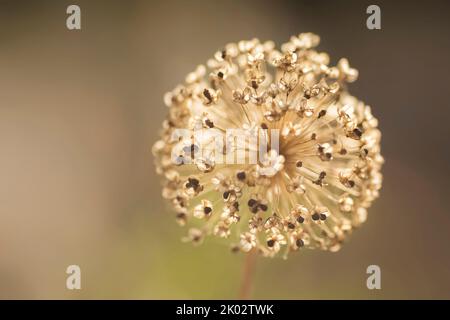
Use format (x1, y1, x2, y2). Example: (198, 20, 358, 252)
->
(152, 33, 384, 258)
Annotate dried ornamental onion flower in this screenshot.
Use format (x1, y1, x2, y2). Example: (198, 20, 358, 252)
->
(152, 33, 383, 258)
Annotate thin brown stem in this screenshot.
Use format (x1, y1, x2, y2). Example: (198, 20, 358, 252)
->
(238, 249, 258, 300)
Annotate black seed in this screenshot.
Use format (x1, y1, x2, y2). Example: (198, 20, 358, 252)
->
(176, 213, 186, 219)
(223, 191, 230, 199)
(339, 148, 347, 155)
(296, 239, 304, 247)
(203, 89, 212, 101)
(204, 207, 212, 215)
(231, 245, 239, 253)
(261, 123, 268, 130)
(205, 119, 214, 128)
(312, 213, 320, 221)
(221, 50, 226, 59)
(259, 204, 268, 212)
(311, 133, 317, 140)
(248, 199, 257, 207)
(233, 202, 239, 210)
(297, 216, 305, 224)
(267, 239, 275, 247)
(251, 80, 258, 89)
(296, 160, 303, 168)
(287, 222, 295, 229)
(353, 128, 362, 137)
(217, 71, 224, 79)
(251, 206, 259, 214)
(188, 178, 199, 187)
(319, 171, 326, 179)
(237, 171, 246, 180)
(320, 213, 327, 221)
(318, 110, 326, 118)
(348, 180, 355, 188)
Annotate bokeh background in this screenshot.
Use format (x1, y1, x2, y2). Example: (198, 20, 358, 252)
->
(1, 0, 449, 299)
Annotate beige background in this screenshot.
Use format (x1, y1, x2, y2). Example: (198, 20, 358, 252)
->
(0, 0, 449, 299)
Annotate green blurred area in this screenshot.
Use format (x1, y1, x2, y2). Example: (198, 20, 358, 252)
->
(0, 0, 449, 299)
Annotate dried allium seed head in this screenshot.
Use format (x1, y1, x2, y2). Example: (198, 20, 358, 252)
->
(153, 33, 383, 258)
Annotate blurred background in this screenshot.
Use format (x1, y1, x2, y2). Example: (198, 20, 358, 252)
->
(0, 0, 449, 299)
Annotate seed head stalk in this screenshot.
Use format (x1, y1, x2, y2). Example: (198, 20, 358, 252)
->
(239, 249, 257, 299)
